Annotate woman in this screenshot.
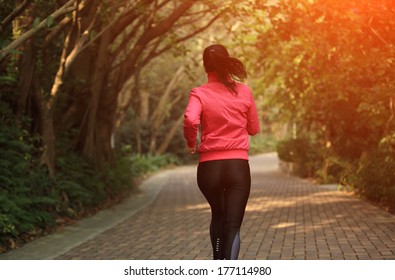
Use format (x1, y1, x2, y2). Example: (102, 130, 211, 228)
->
(183, 44, 260, 260)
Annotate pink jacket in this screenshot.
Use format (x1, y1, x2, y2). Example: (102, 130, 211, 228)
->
(183, 72, 260, 162)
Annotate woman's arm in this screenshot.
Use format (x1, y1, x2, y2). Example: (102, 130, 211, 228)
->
(183, 90, 202, 150)
(246, 90, 260, 136)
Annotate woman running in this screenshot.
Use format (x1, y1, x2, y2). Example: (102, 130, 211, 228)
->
(183, 44, 260, 260)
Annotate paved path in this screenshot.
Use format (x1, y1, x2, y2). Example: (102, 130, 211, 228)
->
(1, 153, 394, 260)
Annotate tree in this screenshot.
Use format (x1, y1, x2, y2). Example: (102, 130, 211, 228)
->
(0, 0, 232, 173)
(244, 0, 395, 196)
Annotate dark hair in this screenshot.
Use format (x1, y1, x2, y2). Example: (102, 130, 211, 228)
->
(203, 44, 247, 94)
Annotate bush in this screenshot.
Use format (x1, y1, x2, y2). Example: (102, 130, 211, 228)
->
(314, 155, 359, 185)
(104, 155, 136, 198)
(276, 137, 322, 177)
(55, 152, 107, 215)
(130, 153, 179, 178)
(356, 149, 395, 212)
(0, 110, 178, 252)
(277, 134, 395, 213)
(0, 100, 139, 251)
(0, 104, 57, 249)
(249, 133, 277, 154)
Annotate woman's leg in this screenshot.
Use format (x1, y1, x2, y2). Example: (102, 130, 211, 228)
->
(222, 160, 251, 260)
(197, 161, 225, 259)
(197, 160, 251, 260)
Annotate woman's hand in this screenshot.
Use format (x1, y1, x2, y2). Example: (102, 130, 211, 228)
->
(188, 146, 196, 154)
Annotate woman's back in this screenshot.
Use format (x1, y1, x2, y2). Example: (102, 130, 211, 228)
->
(188, 73, 258, 156)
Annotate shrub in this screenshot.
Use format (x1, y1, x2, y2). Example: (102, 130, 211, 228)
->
(314, 155, 359, 185)
(276, 137, 322, 177)
(356, 149, 395, 212)
(249, 133, 277, 154)
(0, 100, 139, 250)
(104, 155, 136, 198)
(55, 152, 107, 215)
(130, 153, 179, 178)
(0, 103, 57, 249)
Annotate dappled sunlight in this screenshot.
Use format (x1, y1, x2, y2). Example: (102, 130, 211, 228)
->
(246, 198, 298, 211)
(272, 222, 297, 229)
(309, 191, 353, 202)
(180, 203, 211, 213)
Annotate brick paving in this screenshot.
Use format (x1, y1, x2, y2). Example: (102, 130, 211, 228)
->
(1, 153, 394, 260)
(55, 153, 395, 260)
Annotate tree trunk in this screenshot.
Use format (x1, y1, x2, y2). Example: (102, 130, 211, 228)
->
(38, 1, 95, 174)
(38, 89, 56, 175)
(80, 29, 112, 168)
(156, 113, 184, 155)
(149, 65, 184, 153)
(16, 39, 35, 117)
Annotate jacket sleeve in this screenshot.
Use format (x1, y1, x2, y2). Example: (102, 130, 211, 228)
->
(246, 90, 260, 136)
(183, 89, 202, 148)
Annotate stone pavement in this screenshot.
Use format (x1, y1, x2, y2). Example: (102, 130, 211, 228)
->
(1, 153, 394, 260)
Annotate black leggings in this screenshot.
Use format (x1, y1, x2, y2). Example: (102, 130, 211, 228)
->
(197, 159, 251, 260)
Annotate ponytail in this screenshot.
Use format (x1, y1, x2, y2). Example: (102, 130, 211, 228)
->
(203, 44, 247, 94)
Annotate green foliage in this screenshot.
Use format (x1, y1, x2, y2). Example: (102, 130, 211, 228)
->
(356, 149, 395, 211)
(130, 153, 179, 178)
(0, 123, 139, 250)
(55, 152, 107, 214)
(0, 99, 139, 250)
(249, 133, 277, 155)
(0, 100, 57, 247)
(242, 0, 395, 210)
(250, 0, 393, 144)
(105, 155, 135, 196)
(0, 0, 236, 252)
(277, 137, 322, 178)
(0, 97, 178, 250)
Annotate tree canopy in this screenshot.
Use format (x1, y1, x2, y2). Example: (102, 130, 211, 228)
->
(245, 0, 394, 209)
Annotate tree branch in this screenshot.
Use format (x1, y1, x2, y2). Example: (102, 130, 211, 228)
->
(368, 17, 390, 46)
(156, 113, 184, 155)
(111, 16, 146, 59)
(0, 0, 31, 34)
(0, 0, 76, 58)
(123, 1, 194, 71)
(49, 1, 98, 113)
(138, 11, 223, 68)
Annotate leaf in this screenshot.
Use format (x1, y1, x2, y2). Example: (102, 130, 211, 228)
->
(89, 30, 97, 40)
(32, 17, 41, 29)
(264, 0, 281, 7)
(3, 49, 23, 56)
(0, 175, 13, 187)
(0, 38, 11, 48)
(46, 16, 54, 28)
(0, 76, 17, 84)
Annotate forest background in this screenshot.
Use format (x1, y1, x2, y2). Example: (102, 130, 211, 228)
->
(1, 0, 394, 253)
